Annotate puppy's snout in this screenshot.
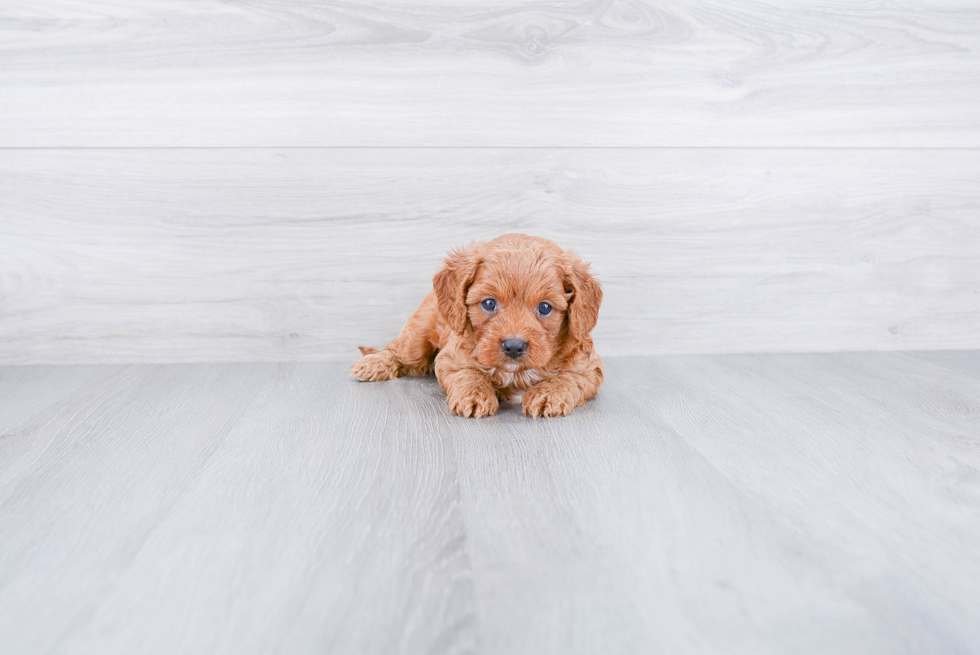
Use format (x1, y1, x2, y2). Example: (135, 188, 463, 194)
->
(501, 338, 528, 359)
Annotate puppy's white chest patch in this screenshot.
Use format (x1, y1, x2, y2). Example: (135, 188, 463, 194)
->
(491, 367, 548, 402)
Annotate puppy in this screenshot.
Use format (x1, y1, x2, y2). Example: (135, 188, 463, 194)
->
(350, 233, 603, 418)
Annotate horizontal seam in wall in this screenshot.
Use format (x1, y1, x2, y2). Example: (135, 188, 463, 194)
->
(2, 146, 980, 152)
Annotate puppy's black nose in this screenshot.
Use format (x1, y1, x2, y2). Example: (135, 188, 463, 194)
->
(501, 338, 528, 359)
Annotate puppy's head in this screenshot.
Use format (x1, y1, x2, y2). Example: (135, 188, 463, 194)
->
(433, 233, 601, 372)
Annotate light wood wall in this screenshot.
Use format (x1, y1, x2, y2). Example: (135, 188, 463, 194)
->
(1, 1, 978, 364)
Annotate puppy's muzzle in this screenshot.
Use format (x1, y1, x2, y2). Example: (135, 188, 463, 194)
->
(501, 338, 528, 359)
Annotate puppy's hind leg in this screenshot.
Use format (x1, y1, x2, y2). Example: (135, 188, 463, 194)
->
(350, 293, 440, 382)
(351, 348, 403, 381)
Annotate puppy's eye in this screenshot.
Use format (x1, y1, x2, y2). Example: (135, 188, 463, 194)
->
(480, 298, 498, 312)
(537, 302, 553, 317)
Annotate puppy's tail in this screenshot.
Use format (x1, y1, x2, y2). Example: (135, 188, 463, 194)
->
(358, 346, 380, 356)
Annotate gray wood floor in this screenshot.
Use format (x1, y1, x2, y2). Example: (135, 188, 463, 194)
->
(2, 352, 978, 654)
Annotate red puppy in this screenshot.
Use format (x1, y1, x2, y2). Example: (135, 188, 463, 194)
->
(351, 233, 603, 418)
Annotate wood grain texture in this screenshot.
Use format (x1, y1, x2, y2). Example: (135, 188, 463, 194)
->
(1, 1, 979, 147)
(452, 352, 980, 654)
(1, 353, 978, 653)
(0, 362, 477, 655)
(2, 148, 979, 365)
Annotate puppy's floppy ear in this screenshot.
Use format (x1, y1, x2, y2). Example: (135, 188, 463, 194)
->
(562, 250, 602, 343)
(433, 242, 482, 334)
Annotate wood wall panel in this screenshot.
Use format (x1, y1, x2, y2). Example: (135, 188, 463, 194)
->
(0, 1, 978, 147)
(2, 148, 978, 364)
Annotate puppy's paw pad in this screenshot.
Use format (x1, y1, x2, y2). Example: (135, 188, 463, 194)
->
(522, 388, 576, 418)
(448, 388, 499, 418)
(350, 353, 399, 381)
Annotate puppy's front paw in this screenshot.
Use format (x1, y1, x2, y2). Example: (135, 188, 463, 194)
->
(350, 351, 400, 381)
(522, 383, 578, 418)
(447, 386, 499, 418)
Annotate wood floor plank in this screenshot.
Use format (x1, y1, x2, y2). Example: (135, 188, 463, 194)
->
(0, 363, 477, 655)
(0, 365, 115, 438)
(646, 353, 980, 653)
(903, 349, 980, 380)
(1, 1, 978, 147)
(0, 365, 151, 501)
(2, 148, 978, 365)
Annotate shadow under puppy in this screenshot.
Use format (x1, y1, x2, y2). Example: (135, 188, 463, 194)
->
(351, 233, 603, 418)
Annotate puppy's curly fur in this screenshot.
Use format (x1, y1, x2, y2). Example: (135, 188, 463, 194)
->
(351, 233, 603, 418)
